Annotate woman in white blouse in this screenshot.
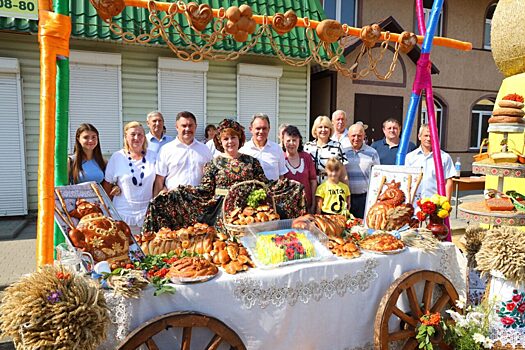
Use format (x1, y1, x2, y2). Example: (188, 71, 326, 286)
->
(304, 116, 349, 185)
(103, 121, 156, 234)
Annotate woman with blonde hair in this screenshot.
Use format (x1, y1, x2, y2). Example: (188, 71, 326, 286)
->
(68, 123, 106, 184)
(103, 121, 156, 233)
(304, 116, 348, 184)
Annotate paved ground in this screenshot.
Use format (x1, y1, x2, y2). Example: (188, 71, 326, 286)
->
(0, 190, 482, 347)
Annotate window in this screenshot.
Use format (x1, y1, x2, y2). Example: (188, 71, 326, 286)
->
(237, 64, 282, 142)
(69, 51, 122, 154)
(322, 0, 358, 26)
(158, 58, 208, 141)
(414, 0, 445, 37)
(470, 98, 495, 149)
(0, 57, 27, 216)
(484, 3, 497, 50)
(419, 95, 446, 147)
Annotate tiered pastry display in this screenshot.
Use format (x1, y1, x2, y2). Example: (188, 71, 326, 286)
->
(166, 257, 219, 281)
(137, 223, 216, 255)
(366, 180, 417, 230)
(255, 231, 316, 265)
(461, 93, 525, 226)
(358, 233, 405, 253)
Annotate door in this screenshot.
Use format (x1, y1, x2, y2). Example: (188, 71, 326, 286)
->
(354, 94, 404, 144)
(310, 70, 336, 141)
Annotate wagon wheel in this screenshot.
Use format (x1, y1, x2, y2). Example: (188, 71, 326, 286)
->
(374, 270, 459, 350)
(117, 311, 246, 350)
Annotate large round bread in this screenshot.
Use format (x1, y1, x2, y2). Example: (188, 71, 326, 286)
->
(488, 116, 524, 124)
(498, 100, 525, 109)
(492, 108, 525, 117)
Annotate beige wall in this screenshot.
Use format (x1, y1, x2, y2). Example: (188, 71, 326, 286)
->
(333, 0, 503, 170)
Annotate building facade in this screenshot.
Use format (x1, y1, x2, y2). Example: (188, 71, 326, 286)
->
(312, 0, 502, 171)
(0, 0, 327, 214)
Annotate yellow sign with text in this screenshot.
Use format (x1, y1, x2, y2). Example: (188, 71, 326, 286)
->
(0, 0, 38, 20)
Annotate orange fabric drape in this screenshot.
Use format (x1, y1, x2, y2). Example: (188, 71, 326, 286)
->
(36, 10, 71, 266)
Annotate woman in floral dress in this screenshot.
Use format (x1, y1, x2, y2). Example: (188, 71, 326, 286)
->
(142, 119, 306, 234)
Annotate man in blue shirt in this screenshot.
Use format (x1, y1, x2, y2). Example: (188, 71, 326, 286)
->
(371, 118, 416, 165)
(146, 111, 174, 156)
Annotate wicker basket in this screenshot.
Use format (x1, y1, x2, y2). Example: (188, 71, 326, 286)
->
(222, 180, 277, 236)
(491, 1, 525, 77)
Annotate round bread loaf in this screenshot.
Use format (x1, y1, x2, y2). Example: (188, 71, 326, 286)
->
(498, 100, 525, 109)
(492, 108, 525, 117)
(488, 116, 525, 124)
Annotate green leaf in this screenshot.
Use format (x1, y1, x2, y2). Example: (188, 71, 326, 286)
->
(153, 285, 176, 296)
(419, 341, 426, 348)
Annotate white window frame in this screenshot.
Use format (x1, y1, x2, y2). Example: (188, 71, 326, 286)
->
(323, 0, 358, 25)
(0, 57, 28, 215)
(470, 109, 492, 149)
(418, 6, 444, 37)
(158, 58, 208, 141)
(484, 18, 492, 50)
(236, 63, 283, 142)
(69, 50, 123, 154)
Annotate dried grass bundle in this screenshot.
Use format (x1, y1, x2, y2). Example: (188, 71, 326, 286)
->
(399, 228, 440, 253)
(107, 269, 149, 298)
(0, 265, 109, 350)
(475, 226, 525, 282)
(462, 225, 486, 268)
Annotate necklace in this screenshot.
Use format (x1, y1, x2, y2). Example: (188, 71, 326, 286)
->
(127, 150, 146, 186)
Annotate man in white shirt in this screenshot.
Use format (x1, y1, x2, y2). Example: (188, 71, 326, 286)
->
(145, 111, 174, 156)
(331, 110, 351, 150)
(154, 111, 212, 196)
(405, 124, 455, 201)
(239, 113, 288, 181)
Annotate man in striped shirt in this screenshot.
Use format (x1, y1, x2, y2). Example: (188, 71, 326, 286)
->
(344, 123, 380, 218)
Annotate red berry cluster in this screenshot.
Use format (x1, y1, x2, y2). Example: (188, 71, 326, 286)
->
(502, 93, 524, 103)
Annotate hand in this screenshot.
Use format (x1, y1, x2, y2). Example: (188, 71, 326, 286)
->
(110, 185, 121, 197)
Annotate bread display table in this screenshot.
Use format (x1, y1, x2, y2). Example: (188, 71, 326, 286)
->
(100, 243, 466, 350)
(452, 176, 485, 218)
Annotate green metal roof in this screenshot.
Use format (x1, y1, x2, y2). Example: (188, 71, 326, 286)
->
(0, 0, 329, 59)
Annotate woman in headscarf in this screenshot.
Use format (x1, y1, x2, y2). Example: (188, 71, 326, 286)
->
(142, 119, 306, 234)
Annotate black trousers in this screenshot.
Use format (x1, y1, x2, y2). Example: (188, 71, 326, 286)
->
(350, 193, 367, 219)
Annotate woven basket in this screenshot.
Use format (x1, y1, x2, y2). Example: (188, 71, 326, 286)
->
(222, 180, 277, 236)
(491, 1, 525, 77)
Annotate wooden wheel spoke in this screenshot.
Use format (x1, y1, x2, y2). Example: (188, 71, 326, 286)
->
(392, 306, 418, 328)
(146, 338, 160, 350)
(206, 334, 223, 350)
(430, 293, 451, 313)
(181, 327, 192, 350)
(402, 338, 419, 350)
(389, 329, 416, 342)
(406, 286, 423, 318)
(422, 280, 434, 312)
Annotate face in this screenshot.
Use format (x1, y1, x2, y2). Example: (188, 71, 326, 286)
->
(326, 168, 340, 182)
(221, 133, 239, 155)
(147, 114, 164, 136)
(176, 117, 197, 144)
(348, 127, 364, 149)
(283, 134, 300, 153)
(316, 123, 331, 141)
(332, 113, 346, 133)
(419, 128, 432, 150)
(208, 128, 217, 140)
(78, 131, 98, 151)
(126, 127, 145, 151)
(383, 121, 400, 140)
(249, 118, 270, 144)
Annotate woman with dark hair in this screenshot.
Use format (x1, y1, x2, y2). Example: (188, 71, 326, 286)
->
(68, 123, 106, 184)
(204, 124, 217, 142)
(142, 119, 307, 234)
(282, 125, 317, 213)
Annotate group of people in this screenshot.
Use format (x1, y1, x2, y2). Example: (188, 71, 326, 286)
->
(69, 108, 456, 233)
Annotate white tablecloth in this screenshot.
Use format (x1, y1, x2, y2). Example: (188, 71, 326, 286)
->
(101, 243, 466, 350)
